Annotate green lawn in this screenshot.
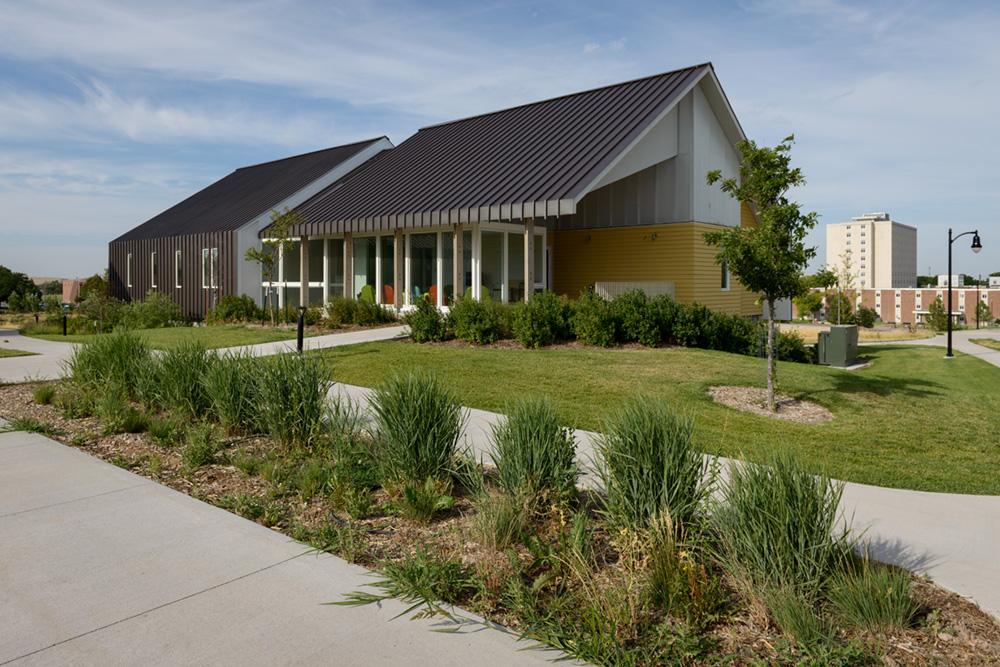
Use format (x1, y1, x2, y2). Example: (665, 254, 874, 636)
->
(971, 338, 1000, 351)
(0, 348, 36, 358)
(26, 325, 313, 350)
(318, 341, 1000, 494)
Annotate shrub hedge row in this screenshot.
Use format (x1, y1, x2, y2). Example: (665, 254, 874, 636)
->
(406, 290, 814, 363)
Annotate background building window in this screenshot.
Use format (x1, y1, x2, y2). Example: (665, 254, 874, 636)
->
(210, 247, 219, 289)
(175, 250, 182, 288)
(202, 248, 210, 288)
(126, 253, 132, 288)
(150, 251, 158, 288)
(721, 261, 730, 290)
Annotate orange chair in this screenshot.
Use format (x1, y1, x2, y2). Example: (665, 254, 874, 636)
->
(383, 284, 395, 305)
(428, 285, 438, 304)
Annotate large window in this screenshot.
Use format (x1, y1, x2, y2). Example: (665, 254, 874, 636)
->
(408, 233, 436, 304)
(327, 239, 344, 298)
(441, 231, 454, 305)
(480, 230, 503, 301)
(379, 236, 394, 304)
(126, 253, 132, 288)
(150, 252, 158, 288)
(308, 238, 324, 305)
(210, 247, 219, 289)
(463, 230, 472, 298)
(353, 236, 376, 302)
(721, 260, 730, 290)
(175, 249, 182, 288)
(201, 248, 210, 288)
(507, 234, 524, 303)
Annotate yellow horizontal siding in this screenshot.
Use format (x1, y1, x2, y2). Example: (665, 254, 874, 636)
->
(551, 222, 758, 316)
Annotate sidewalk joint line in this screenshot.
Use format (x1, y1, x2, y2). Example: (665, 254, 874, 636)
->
(0, 482, 151, 519)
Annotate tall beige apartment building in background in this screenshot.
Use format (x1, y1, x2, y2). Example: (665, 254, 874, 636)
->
(825, 212, 917, 289)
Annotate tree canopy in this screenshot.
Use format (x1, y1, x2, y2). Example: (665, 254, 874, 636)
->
(0, 266, 37, 303)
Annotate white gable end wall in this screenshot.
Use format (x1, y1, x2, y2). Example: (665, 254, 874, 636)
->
(691, 84, 740, 226)
(591, 107, 679, 190)
(234, 138, 393, 303)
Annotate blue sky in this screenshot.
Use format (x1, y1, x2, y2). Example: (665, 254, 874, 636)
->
(1, 0, 998, 279)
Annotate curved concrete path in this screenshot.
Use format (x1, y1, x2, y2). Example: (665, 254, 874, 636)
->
(0, 425, 560, 666)
(865, 327, 1000, 368)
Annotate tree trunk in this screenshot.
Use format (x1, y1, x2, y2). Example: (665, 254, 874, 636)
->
(766, 298, 777, 412)
(268, 279, 276, 327)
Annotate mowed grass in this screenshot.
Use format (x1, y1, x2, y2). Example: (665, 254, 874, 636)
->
(27, 325, 312, 350)
(318, 341, 1000, 494)
(781, 323, 936, 344)
(0, 348, 37, 358)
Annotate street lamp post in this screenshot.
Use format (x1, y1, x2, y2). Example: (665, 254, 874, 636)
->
(947, 228, 983, 357)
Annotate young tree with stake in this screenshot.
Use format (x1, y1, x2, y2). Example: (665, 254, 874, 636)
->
(705, 135, 818, 412)
(245, 208, 301, 326)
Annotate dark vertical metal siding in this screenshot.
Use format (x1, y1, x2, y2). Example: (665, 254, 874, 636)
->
(108, 230, 235, 320)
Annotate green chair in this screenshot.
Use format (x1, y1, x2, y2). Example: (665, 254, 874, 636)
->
(358, 284, 376, 304)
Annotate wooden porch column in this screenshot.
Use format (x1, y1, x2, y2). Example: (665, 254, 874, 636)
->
(299, 235, 309, 308)
(523, 220, 534, 302)
(343, 232, 353, 299)
(394, 229, 404, 309)
(453, 224, 464, 300)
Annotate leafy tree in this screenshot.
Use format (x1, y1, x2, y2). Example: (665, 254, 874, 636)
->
(0, 265, 36, 304)
(793, 290, 824, 319)
(705, 135, 818, 411)
(825, 292, 853, 324)
(40, 280, 62, 295)
(917, 275, 938, 288)
(78, 274, 108, 301)
(926, 296, 949, 332)
(245, 208, 300, 325)
(802, 267, 837, 290)
(976, 299, 993, 327)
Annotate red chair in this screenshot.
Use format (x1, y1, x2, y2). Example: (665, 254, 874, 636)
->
(383, 284, 395, 305)
(428, 285, 438, 305)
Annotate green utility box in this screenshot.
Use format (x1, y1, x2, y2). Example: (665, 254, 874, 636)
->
(816, 325, 858, 367)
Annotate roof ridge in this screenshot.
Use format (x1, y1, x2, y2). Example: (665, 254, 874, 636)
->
(235, 136, 388, 171)
(418, 62, 712, 131)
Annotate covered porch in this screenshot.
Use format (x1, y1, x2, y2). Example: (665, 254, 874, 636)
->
(263, 221, 547, 310)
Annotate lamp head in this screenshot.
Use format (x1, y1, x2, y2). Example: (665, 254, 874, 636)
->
(971, 232, 983, 254)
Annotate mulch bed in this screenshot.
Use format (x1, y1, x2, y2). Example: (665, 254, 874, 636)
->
(709, 385, 834, 424)
(2, 380, 999, 664)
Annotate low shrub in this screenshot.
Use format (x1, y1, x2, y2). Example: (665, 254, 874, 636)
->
(204, 352, 260, 433)
(325, 297, 359, 326)
(256, 352, 333, 448)
(714, 452, 850, 600)
(828, 557, 918, 632)
(612, 290, 660, 347)
(182, 422, 220, 468)
(490, 396, 577, 500)
(511, 291, 572, 348)
(325, 296, 396, 327)
(399, 477, 456, 523)
(371, 371, 463, 484)
(67, 328, 151, 393)
(206, 294, 261, 323)
(672, 303, 716, 349)
(713, 313, 763, 356)
(33, 384, 56, 405)
(571, 291, 618, 347)
(776, 330, 814, 364)
(120, 290, 183, 329)
(404, 295, 447, 343)
(596, 396, 712, 530)
(447, 295, 507, 344)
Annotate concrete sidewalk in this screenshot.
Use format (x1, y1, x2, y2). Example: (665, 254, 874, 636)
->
(866, 328, 1000, 368)
(331, 383, 1000, 619)
(0, 427, 557, 666)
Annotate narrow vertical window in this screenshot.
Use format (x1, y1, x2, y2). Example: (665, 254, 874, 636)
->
(150, 251, 158, 288)
(202, 248, 209, 288)
(721, 260, 730, 290)
(210, 247, 219, 289)
(175, 249, 182, 288)
(126, 253, 133, 288)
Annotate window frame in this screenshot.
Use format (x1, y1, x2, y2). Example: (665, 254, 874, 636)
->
(175, 249, 182, 288)
(126, 253, 133, 288)
(150, 251, 158, 288)
(201, 248, 210, 289)
(720, 260, 731, 291)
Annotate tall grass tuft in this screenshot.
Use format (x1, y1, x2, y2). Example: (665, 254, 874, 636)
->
(714, 452, 850, 600)
(150, 342, 215, 417)
(182, 422, 220, 468)
(371, 371, 463, 484)
(66, 328, 151, 393)
(828, 556, 919, 632)
(33, 384, 56, 405)
(204, 351, 261, 433)
(256, 352, 333, 448)
(490, 396, 578, 501)
(595, 396, 712, 530)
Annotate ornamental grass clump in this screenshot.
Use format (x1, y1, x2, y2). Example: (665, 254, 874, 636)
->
(256, 351, 333, 449)
(66, 328, 151, 393)
(595, 396, 712, 530)
(204, 351, 261, 433)
(828, 556, 919, 633)
(149, 341, 215, 417)
(714, 452, 850, 600)
(371, 371, 463, 484)
(489, 396, 578, 501)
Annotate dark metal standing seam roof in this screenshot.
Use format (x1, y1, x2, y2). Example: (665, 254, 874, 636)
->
(113, 138, 387, 242)
(289, 63, 711, 236)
